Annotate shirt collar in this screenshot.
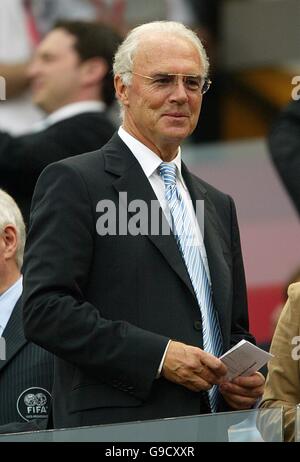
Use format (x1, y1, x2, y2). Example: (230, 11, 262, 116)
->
(32, 101, 106, 133)
(0, 276, 23, 334)
(118, 126, 187, 189)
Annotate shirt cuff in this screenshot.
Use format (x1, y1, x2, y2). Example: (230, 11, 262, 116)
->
(156, 340, 171, 379)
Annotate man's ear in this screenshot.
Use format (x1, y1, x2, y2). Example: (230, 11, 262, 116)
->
(114, 74, 129, 107)
(80, 57, 109, 87)
(2, 225, 18, 261)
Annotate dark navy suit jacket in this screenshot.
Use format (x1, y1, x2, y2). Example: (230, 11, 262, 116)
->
(0, 298, 54, 432)
(0, 111, 115, 225)
(23, 133, 254, 429)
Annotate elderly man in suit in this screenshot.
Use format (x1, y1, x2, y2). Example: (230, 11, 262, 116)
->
(0, 189, 53, 432)
(22, 21, 264, 429)
(0, 20, 121, 225)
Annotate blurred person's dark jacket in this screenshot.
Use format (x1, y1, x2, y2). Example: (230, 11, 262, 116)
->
(188, 0, 221, 143)
(0, 111, 115, 225)
(269, 99, 300, 216)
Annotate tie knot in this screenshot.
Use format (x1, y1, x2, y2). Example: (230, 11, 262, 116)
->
(159, 162, 177, 187)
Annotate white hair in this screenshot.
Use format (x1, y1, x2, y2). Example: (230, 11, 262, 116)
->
(0, 189, 26, 269)
(113, 21, 210, 118)
(114, 21, 209, 81)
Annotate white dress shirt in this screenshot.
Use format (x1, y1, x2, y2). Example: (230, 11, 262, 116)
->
(118, 126, 211, 281)
(0, 276, 23, 336)
(31, 101, 106, 133)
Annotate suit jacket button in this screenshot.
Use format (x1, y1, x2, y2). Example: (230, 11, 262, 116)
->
(194, 320, 202, 331)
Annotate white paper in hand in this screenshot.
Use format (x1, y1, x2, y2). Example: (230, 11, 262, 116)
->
(220, 340, 273, 381)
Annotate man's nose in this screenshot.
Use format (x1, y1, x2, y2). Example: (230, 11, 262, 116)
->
(169, 77, 189, 103)
(27, 59, 40, 79)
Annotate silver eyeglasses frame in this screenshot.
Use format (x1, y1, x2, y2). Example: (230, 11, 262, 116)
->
(127, 72, 212, 94)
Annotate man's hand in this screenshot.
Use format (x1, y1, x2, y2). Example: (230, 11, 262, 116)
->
(161, 340, 227, 392)
(219, 371, 265, 410)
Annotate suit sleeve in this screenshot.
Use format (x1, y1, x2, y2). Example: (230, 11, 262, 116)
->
(229, 195, 255, 346)
(0, 114, 114, 196)
(22, 161, 169, 401)
(0, 131, 71, 194)
(268, 100, 300, 215)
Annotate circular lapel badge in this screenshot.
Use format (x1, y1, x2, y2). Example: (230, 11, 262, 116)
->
(17, 387, 51, 422)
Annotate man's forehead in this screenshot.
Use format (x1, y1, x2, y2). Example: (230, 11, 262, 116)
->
(37, 29, 76, 54)
(137, 33, 196, 53)
(133, 34, 202, 72)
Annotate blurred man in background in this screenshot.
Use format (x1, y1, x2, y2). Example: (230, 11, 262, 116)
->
(0, 20, 121, 224)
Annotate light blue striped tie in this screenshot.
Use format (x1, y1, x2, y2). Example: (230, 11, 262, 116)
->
(159, 162, 223, 412)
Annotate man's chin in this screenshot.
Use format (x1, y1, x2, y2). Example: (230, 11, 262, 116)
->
(32, 96, 50, 114)
(161, 127, 192, 143)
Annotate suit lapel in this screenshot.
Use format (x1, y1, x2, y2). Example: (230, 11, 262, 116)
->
(103, 134, 232, 330)
(103, 134, 196, 299)
(182, 164, 231, 345)
(0, 298, 27, 372)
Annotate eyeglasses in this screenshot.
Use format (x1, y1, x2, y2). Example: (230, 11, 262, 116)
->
(129, 72, 211, 94)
